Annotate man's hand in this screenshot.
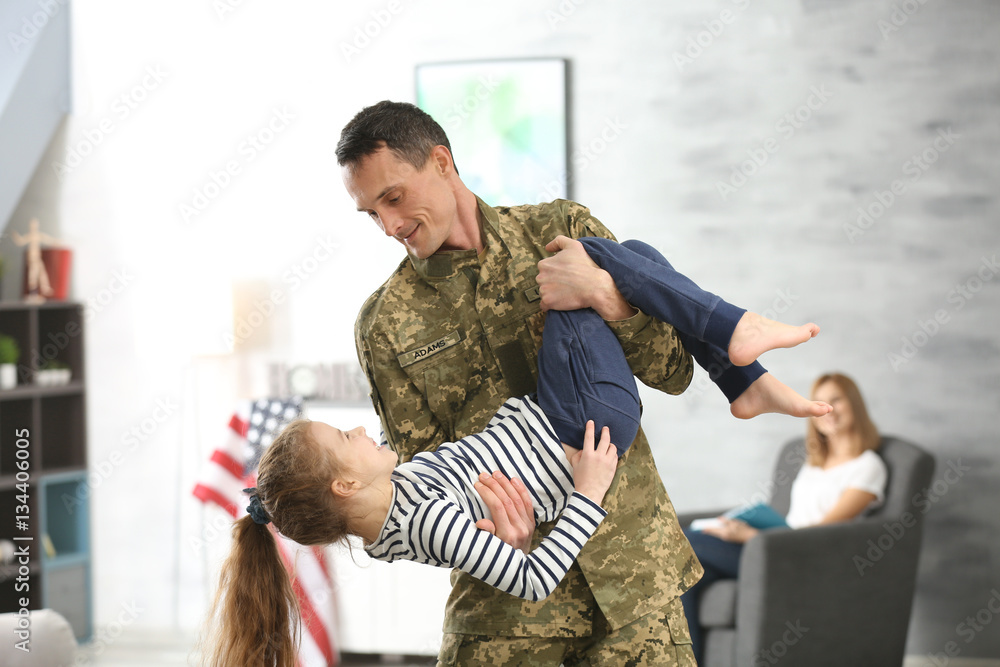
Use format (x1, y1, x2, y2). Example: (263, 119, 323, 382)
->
(474, 471, 535, 553)
(563, 421, 619, 505)
(702, 517, 760, 544)
(537, 236, 637, 320)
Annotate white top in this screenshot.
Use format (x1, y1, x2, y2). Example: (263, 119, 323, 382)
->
(784, 449, 888, 529)
(365, 397, 607, 602)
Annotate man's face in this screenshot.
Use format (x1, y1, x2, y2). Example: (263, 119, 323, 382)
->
(342, 146, 459, 259)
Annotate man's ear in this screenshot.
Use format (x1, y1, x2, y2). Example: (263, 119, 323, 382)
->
(429, 144, 453, 176)
(330, 477, 358, 499)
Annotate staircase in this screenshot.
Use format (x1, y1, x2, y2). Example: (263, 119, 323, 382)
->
(0, 0, 71, 231)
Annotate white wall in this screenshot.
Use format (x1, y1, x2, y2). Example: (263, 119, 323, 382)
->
(5, 0, 997, 658)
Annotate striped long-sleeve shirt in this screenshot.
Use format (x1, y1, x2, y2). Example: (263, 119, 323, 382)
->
(364, 396, 608, 601)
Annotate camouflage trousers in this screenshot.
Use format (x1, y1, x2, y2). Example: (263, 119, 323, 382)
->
(436, 598, 696, 667)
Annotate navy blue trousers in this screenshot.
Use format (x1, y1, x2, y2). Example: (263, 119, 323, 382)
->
(536, 237, 767, 455)
(680, 528, 744, 665)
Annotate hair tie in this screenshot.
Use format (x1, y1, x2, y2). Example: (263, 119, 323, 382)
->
(243, 487, 272, 526)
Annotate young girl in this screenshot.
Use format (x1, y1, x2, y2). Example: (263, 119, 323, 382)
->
(204, 237, 830, 666)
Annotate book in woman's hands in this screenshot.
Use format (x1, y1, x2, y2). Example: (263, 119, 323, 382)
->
(689, 502, 790, 531)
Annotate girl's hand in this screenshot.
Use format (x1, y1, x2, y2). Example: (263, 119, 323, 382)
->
(703, 517, 760, 544)
(565, 421, 619, 505)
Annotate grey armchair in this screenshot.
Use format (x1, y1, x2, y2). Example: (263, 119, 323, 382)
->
(678, 436, 935, 667)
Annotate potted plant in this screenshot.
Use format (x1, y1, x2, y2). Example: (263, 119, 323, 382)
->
(53, 360, 72, 385)
(37, 359, 71, 386)
(0, 334, 19, 390)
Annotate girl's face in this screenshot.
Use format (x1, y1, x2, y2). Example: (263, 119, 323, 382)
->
(310, 422, 397, 485)
(811, 381, 855, 438)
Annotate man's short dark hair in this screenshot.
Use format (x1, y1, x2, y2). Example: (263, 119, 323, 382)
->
(336, 100, 457, 174)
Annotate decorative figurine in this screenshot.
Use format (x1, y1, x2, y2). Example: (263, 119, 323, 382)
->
(12, 218, 61, 303)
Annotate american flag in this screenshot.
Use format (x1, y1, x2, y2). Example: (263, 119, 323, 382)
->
(193, 398, 339, 667)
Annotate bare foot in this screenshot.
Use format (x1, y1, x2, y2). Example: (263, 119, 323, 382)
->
(730, 373, 832, 420)
(728, 312, 820, 367)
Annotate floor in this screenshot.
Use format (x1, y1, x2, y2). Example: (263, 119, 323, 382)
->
(70, 628, 1000, 667)
(72, 628, 437, 666)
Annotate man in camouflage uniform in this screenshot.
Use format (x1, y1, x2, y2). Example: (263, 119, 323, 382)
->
(338, 101, 702, 666)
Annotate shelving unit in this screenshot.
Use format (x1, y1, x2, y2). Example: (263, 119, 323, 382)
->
(0, 302, 90, 641)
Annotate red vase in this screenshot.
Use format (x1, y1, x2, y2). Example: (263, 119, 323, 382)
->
(22, 247, 73, 301)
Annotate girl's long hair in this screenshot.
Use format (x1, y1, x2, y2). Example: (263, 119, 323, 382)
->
(805, 373, 880, 467)
(202, 419, 352, 666)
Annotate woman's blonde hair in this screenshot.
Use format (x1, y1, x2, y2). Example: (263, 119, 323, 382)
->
(202, 419, 353, 666)
(805, 373, 880, 467)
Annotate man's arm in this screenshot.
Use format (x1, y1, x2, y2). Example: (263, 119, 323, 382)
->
(473, 472, 536, 553)
(541, 202, 693, 396)
(537, 236, 636, 320)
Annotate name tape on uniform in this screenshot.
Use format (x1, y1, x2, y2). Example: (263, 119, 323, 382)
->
(397, 331, 463, 368)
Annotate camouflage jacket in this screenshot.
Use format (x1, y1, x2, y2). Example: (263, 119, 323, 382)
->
(354, 197, 703, 637)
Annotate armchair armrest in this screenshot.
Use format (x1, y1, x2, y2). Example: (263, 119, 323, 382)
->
(676, 508, 728, 529)
(736, 516, 924, 665)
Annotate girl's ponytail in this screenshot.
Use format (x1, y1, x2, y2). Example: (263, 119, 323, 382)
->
(201, 419, 352, 665)
(203, 515, 299, 667)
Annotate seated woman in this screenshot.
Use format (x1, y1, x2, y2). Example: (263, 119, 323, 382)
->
(680, 372, 887, 665)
